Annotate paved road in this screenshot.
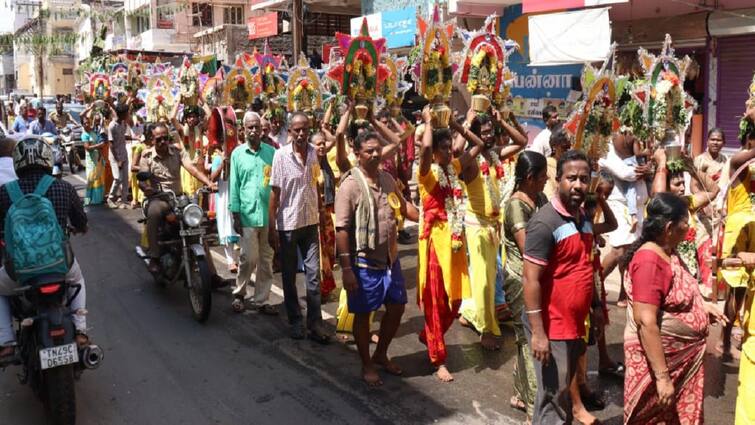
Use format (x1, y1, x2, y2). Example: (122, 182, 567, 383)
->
(0, 174, 739, 424)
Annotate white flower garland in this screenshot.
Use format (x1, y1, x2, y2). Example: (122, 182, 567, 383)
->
(478, 151, 504, 217)
(432, 163, 465, 251)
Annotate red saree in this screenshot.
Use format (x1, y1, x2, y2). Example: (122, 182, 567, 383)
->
(624, 251, 709, 424)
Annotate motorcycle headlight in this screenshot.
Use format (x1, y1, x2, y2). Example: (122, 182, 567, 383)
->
(183, 204, 203, 227)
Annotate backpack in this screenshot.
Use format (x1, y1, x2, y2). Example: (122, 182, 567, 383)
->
(3, 175, 70, 283)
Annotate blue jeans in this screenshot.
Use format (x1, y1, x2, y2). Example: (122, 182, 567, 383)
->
(279, 225, 322, 327)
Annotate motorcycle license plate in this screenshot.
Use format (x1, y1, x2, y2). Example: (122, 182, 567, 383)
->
(39, 343, 79, 370)
(180, 228, 204, 237)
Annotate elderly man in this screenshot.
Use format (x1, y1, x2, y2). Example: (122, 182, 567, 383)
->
(230, 112, 277, 314)
(269, 111, 329, 343)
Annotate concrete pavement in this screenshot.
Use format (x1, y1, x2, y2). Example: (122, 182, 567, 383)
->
(0, 173, 740, 424)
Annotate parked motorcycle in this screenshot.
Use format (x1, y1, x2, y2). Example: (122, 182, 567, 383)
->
(6, 240, 104, 425)
(134, 172, 215, 322)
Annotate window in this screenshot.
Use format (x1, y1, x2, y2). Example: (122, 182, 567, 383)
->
(192, 3, 213, 27)
(223, 6, 243, 25)
(62, 68, 73, 75)
(133, 14, 149, 34)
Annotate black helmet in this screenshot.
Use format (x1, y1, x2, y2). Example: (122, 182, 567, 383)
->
(12, 136, 53, 173)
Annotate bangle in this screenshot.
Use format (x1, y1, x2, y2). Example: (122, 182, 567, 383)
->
(654, 369, 670, 379)
(338, 253, 351, 258)
(525, 309, 542, 314)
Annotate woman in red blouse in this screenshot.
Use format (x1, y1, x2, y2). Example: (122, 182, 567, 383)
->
(621, 193, 726, 424)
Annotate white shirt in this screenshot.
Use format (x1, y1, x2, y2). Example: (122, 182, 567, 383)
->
(598, 145, 649, 208)
(528, 127, 552, 158)
(0, 157, 17, 186)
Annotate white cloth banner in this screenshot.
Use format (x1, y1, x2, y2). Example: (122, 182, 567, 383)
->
(528, 7, 611, 66)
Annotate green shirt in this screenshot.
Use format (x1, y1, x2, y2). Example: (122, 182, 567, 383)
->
(229, 142, 275, 228)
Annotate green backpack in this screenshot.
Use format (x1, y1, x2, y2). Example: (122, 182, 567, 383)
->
(3, 175, 70, 283)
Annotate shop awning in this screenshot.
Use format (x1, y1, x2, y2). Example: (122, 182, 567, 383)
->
(523, 0, 626, 14)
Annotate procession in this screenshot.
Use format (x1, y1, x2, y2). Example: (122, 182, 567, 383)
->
(2, 0, 755, 424)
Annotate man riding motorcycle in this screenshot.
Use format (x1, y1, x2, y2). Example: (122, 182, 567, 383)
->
(138, 123, 217, 275)
(49, 99, 75, 130)
(0, 137, 90, 364)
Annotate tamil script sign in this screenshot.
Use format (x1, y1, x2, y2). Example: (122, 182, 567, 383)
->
(350, 7, 416, 49)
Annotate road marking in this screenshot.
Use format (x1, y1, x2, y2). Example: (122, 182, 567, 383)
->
(209, 250, 336, 321)
(70, 173, 87, 185)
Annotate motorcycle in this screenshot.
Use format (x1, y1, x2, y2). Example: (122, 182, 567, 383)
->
(6, 238, 104, 425)
(59, 126, 83, 175)
(43, 134, 66, 177)
(134, 172, 215, 322)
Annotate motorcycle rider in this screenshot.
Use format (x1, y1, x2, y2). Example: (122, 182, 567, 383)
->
(49, 98, 75, 130)
(138, 123, 217, 274)
(0, 137, 89, 364)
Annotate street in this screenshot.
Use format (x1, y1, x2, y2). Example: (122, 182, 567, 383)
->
(0, 173, 740, 425)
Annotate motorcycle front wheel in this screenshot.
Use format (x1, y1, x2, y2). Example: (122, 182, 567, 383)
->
(42, 365, 76, 425)
(67, 150, 77, 175)
(187, 254, 212, 323)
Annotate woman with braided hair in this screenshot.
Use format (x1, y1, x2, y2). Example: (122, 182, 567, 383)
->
(501, 150, 548, 422)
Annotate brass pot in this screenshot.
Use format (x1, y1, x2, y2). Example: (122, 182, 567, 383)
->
(354, 104, 369, 121)
(431, 103, 451, 128)
(471, 94, 491, 113)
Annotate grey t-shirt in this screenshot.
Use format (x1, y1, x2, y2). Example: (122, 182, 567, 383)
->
(108, 120, 129, 163)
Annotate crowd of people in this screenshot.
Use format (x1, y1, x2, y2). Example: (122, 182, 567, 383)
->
(3, 70, 755, 425)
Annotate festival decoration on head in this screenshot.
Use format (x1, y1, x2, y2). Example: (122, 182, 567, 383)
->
(252, 40, 286, 99)
(286, 53, 323, 114)
(178, 56, 201, 106)
(87, 73, 111, 104)
(127, 54, 146, 92)
(146, 74, 175, 123)
(739, 73, 755, 144)
(223, 54, 255, 114)
(632, 34, 697, 147)
(380, 54, 410, 117)
(412, 3, 456, 127)
(563, 43, 623, 162)
(327, 17, 389, 122)
(201, 68, 225, 108)
(457, 15, 518, 113)
(110, 62, 129, 100)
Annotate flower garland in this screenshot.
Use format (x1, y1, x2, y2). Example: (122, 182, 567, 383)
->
(432, 163, 465, 251)
(677, 227, 698, 279)
(478, 152, 504, 217)
(650, 71, 689, 140)
(423, 48, 453, 100)
(467, 47, 498, 94)
(346, 51, 376, 100)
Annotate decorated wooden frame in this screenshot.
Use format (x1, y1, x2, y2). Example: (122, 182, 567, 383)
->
(328, 18, 388, 104)
(412, 4, 455, 103)
(145, 74, 176, 123)
(457, 15, 518, 111)
(286, 53, 323, 113)
(564, 47, 623, 161)
(223, 55, 256, 112)
(110, 62, 129, 99)
(252, 41, 286, 99)
(633, 34, 697, 143)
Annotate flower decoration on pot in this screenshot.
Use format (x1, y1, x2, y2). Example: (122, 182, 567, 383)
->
(457, 15, 518, 113)
(146, 74, 175, 123)
(178, 55, 202, 107)
(223, 54, 256, 113)
(379, 54, 411, 117)
(412, 3, 456, 127)
(286, 53, 324, 114)
(252, 41, 286, 99)
(739, 73, 755, 143)
(110, 62, 129, 100)
(127, 54, 146, 92)
(632, 34, 697, 146)
(327, 17, 389, 123)
(564, 44, 623, 162)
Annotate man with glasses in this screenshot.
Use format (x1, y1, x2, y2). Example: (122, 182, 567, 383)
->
(138, 123, 216, 274)
(229, 111, 277, 314)
(269, 112, 330, 343)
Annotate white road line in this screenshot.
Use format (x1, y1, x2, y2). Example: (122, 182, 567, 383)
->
(209, 251, 336, 320)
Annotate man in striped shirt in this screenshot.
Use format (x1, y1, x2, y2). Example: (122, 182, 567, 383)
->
(269, 112, 330, 343)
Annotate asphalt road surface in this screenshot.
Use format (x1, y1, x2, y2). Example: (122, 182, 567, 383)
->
(0, 173, 740, 424)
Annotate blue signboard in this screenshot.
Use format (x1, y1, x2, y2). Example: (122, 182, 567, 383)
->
(382, 7, 417, 49)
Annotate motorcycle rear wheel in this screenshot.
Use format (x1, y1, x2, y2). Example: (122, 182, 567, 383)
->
(187, 255, 212, 323)
(42, 365, 76, 425)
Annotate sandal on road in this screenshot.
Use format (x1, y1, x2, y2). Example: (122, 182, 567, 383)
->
(231, 298, 246, 313)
